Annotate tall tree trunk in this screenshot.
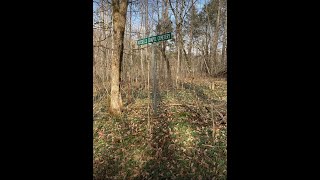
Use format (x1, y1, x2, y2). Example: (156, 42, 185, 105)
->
(168, 0, 186, 85)
(188, 0, 195, 57)
(109, 0, 128, 115)
(126, 2, 132, 102)
(221, 2, 227, 67)
(221, 22, 227, 67)
(175, 0, 181, 88)
(145, 0, 149, 90)
(189, 0, 195, 77)
(161, 0, 172, 86)
(179, 0, 191, 78)
(211, 0, 221, 76)
(139, 2, 145, 89)
(205, 25, 210, 75)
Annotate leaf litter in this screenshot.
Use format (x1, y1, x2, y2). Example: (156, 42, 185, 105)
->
(94, 80, 227, 180)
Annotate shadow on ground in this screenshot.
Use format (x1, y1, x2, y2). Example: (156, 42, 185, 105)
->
(93, 81, 227, 179)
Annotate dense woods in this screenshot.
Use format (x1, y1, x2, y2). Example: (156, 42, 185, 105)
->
(93, 0, 227, 179)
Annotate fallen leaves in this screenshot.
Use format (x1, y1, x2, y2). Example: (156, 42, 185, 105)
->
(93, 79, 227, 179)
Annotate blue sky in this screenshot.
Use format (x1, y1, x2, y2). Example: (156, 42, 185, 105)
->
(93, 0, 224, 49)
(93, 0, 206, 11)
(93, 0, 208, 37)
(93, 0, 207, 23)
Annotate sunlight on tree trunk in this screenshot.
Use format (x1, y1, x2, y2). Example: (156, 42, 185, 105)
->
(110, 0, 128, 115)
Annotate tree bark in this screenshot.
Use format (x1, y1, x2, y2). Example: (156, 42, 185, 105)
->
(221, 1, 227, 67)
(109, 0, 128, 115)
(211, 0, 221, 76)
(161, 0, 172, 86)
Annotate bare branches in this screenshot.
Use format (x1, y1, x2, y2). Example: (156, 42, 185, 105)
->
(168, 0, 198, 26)
(94, 44, 149, 51)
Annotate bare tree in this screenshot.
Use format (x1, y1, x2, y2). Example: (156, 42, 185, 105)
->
(109, 0, 128, 115)
(211, 0, 221, 75)
(93, 0, 227, 115)
(162, 0, 172, 86)
(221, 0, 227, 68)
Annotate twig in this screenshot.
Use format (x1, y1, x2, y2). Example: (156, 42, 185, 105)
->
(167, 103, 183, 106)
(214, 108, 224, 120)
(201, 144, 226, 148)
(211, 104, 216, 141)
(167, 103, 196, 107)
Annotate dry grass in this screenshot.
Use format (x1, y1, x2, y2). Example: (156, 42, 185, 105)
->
(93, 78, 227, 179)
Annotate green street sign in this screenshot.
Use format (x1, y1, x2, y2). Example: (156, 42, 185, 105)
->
(137, 32, 172, 46)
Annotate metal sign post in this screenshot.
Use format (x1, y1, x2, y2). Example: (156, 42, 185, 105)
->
(137, 32, 172, 115)
(151, 42, 157, 115)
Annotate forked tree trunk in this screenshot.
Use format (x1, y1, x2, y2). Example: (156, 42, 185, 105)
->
(158, 0, 172, 86)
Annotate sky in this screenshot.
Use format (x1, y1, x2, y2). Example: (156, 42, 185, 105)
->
(93, 0, 206, 11)
(93, 0, 207, 24)
(92, 0, 225, 49)
(93, 0, 208, 37)
(93, 0, 221, 48)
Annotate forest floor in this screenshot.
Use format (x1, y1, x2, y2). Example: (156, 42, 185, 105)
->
(93, 78, 227, 180)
